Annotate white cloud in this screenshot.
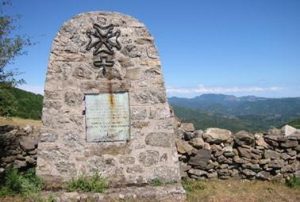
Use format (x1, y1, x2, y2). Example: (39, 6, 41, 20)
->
(19, 84, 44, 95)
(167, 84, 283, 95)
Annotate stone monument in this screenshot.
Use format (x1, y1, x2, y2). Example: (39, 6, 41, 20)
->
(37, 12, 181, 187)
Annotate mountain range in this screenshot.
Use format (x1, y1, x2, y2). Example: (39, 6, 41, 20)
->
(169, 94, 300, 132)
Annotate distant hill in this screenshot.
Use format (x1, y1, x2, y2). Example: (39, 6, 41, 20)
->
(286, 119, 300, 129)
(0, 87, 43, 120)
(169, 94, 300, 132)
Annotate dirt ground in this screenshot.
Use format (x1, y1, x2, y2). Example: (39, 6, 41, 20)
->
(184, 179, 300, 202)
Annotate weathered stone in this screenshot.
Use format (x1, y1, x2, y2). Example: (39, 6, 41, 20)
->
(14, 160, 27, 169)
(175, 139, 193, 155)
(223, 146, 235, 157)
(188, 169, 208, 177)
(280, 140, 298, 148)
(126, 165, 143, 174)
(256, 171, 271, 180)
(207, 172, 218, 178)
(181, 123, 195, 132)
(264, 135, 280, 147)
(242, 169, 256, 177)
(183, 132, 195, 141)
(203, 128, 232, 144)
(145, 133, 172, 148)
(268, 128, 282, 136)
(254, 133, 269, 148)
(234, 130, 255, 146)
(264, 150, 281, 159)
(268, 159, 285, 169)
(40, 133, 58, 142)
(119, 156, 135, 165)
(139, 150, 159, 167)
(281, 125, 297, 137)
(188, 149, 211, 169)
(194, 130, 204, 138)
(189, 137, 205, 149)
(237, 147, 252, 159)
(242, 163, 261, 171)
(19, 137, 37, 151)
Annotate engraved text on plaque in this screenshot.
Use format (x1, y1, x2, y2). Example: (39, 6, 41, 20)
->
(85, 92, 130, 142)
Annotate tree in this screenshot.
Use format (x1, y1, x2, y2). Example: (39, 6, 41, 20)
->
(0, 0, 31, 117)
(0, 0, 31, 87)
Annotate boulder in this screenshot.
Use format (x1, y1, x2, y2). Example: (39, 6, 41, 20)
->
(189, 137, 205, 149)
(175, 139, 193, 155)
(203, 128, 232, 144)
(281, 125, 297, 137)
(223, 146, 234, 157)
(19, 136, 37, 151)
(264, 150, 281, 159)
(242, 169, 256, 177)
(188, 169, 208, 177)
(188, 149, 211, 169)
(234, 131, 255, 146)
(183, 132, 195, 141)
(256, 171, 271, 180)
(194, 130, 204, 138)
(254, 133, 269, 148)
(268, 128, 282, 136)
(280, 140, 298, 148)
(180, 123, 195, 132)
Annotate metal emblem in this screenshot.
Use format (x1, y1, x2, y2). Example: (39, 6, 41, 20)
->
(86, 23, 121, 75)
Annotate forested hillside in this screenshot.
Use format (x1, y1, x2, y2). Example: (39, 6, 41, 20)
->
(169, 94, 300, 132)
(0, 87, 43, 120)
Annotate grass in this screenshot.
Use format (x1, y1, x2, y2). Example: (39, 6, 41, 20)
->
(66, 173, 108, 193)
(183, 178, 300, 202)
(286, 177, 300, 188)
(0, 116, 42, 127)
(0, 168, 43, 197)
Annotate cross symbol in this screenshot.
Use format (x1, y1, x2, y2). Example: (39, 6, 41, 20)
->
(94, 56, 114, 75)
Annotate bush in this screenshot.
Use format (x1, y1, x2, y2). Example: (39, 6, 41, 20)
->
(0, 168, 43, 196)
(286, 176, 300, 188)
(67, 173, 108, 193)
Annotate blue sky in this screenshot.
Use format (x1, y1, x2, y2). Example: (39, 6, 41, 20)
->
(4, 0, 300, 98)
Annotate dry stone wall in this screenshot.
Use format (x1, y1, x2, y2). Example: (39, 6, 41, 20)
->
(175, 120, 300, 181)
(0, 125, 39, 173)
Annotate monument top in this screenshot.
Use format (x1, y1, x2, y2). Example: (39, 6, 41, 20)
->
(37, 11, 181, 187)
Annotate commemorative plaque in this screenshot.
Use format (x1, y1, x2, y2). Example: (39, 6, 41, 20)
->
(85, 92, 130, 142)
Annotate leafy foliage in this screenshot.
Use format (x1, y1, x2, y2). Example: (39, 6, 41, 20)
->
(0, 87, 42, 119)
(0, 0, 32, 87)
(67, 173, 108, 193)
(0, 168, 43, 196)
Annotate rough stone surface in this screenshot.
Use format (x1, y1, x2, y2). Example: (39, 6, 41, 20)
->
(174, 119, 300, 181)
(175, 138, 194, 155)
(281, 125, 297, 137)
(203, 128, 232, 144)
(36, 11, 181, 186)
(234, 131, 255, 146)
(41, 184, 186, 202)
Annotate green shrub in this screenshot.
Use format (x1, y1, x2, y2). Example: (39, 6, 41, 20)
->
(0, 168, 43, 196)
(286, 176, 300, 188)
(67, 173, 108, 193)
